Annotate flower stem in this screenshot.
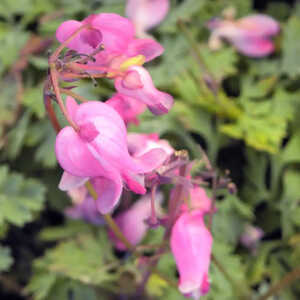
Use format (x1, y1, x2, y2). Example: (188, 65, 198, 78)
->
(256, 266, 300, 300)
(49, 65, 79, 131)
(43, 81, 61, 133)
(85, 181, 135, 251)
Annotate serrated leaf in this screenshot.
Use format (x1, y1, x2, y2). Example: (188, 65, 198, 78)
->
(35, 232, 117, 285)
(0, 165, 46, 227)
(25, 121, 57, 168)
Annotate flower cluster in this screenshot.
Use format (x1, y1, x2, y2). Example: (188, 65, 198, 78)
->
(45, 3, 276, 298)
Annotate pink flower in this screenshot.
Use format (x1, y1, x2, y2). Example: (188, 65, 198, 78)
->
(171, 210, 212, 298)
(106, 93, 146, 125)
(56, 13, 164, 64)
(114, 66, 173, 115)
(109, 193, 163, 250)
(65, 195, 104, 225)
(128, 133, 174, 159)
(56, 97, 168, 213)
(183, 186, 213, 214)
(126, 0, 170, 36)
(207, 14, 280, 57)
(240, 224, 264, 252)
(56, 14, 173, 115)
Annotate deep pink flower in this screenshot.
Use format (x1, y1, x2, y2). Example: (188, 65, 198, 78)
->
(171, 210, 212, 298)
(109, 193, 163, 250)
(114, 66, 173, 115)
(106, 93, 146, 125)
(56, 97, 167, 213)
(56, 13, 163, 63)
(207, 14, 280, 57)
(126, 0, 170, 36)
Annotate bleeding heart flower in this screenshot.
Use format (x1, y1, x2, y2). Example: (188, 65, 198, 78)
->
(56, 13, 164, 64)
(171, 210, 212, 299)
(56, 97, 168, 213)
(109, 193, 163, 250)
(115, 66, 173, 115)
(126, 0, 170, 37)
(207, 14, 280, 57)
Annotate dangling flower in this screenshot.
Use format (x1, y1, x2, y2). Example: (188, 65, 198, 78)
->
(171, 210, 212, 299)
(114, 66, 173, 115)
(170, 186, 214, 299)
(56, 14, 173, 115)
(207, 14, 280, 57)
(109, 193, 163, 250)
(56, 97, 168, 213)
(65, 186, 104, 225)
(126, 0, 170, 37)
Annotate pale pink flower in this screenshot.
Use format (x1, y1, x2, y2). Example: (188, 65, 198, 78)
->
(65, 195, 104, 225)
(109, 193, 163, 250)
(106, 93, 146, 125)
(114, 66, 173, 115)
(126, 0, 170, 36)
(171, 210, 212, 298)
(56, 97, 168, 213)
(240, 224, 264, 252)
(207, 14, 280, 57)
(128, 133, 174, 159)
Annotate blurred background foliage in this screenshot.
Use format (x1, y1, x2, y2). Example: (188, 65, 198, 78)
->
(0, 0, 300, 299)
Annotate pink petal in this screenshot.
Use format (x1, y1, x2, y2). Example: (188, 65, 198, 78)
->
(66, 96, 79, 123)
(56, 20, 102, 54)
(74, 101, 126, 135)
(115, 66, 173, 115)
(109, 193, 161, 250)
(55, 126, 105, 177)
(122, 70, 144, 89)
(127, 39, 164, 62)
(171, 211, 212, 296)
(238, 14, 280, 37)
(89, 13, 135, 54)
(128, 133, 174, 158)
(126, 0, 170, 32)
(91, 173, 123, 214)
(230, 35, 275, 57)
(106, 94, 146, 125)
(58, 171, 88, 191)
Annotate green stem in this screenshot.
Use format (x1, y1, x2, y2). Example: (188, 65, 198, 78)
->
(256, 266, 300, 300)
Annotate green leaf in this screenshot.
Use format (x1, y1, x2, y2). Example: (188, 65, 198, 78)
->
(0, 246, 13, 272)
(23, 85, 45, 118)
(35, 231, 117, 285)
(160, 0, 206, 33)
(0, 165, 46, 227)
(281, 16, 300, 78)
(25, 121, 57, 168)
(6, 110, 31, 159)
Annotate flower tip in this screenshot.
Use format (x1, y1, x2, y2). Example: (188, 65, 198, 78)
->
(148, 92, 174, 115)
